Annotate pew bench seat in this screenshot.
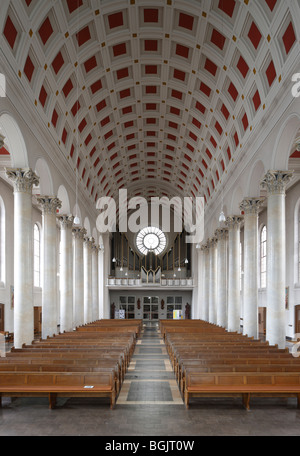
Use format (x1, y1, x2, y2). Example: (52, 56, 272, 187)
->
(185, 372, 300, 410)
(0, 372, 116, 409)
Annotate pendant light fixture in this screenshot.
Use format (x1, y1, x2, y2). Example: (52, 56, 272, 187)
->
(120, 234, 123, 272)
(74, 8, 80, 226)
(177, 234, 181, 272)
(218, 4, 226, 226)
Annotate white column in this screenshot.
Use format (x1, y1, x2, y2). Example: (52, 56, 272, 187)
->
(196, 245, 203, 320)
(226, 216, 243, 333)
(261, 170, 293, 348)
(58, 215, 74, 333)
(201, 243, 210, 321)
(72, 227, 86, 328)
(37, 196, 62, 339)
(240, 198, 264, 339)
(84, 236, 94, 324)
(102, 233, 111, 319)
(6, 168, 39, 348)
(92, 243, 99, 322)
(215, 228, 228, 328)
(208, 237, 218, 324)
(98, 243, 105, 320)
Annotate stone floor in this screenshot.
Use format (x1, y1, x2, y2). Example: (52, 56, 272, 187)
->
(0, 322, 300, 437)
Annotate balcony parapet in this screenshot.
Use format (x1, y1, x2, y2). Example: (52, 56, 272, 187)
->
(107, 277, 194, 288)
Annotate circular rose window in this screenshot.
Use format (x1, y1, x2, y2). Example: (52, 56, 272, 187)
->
(136, 227, 167, 255)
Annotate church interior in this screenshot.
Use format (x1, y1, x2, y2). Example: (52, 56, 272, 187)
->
(0, 0, 300, 437)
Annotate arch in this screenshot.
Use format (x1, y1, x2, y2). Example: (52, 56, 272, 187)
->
(0, 112, 28, 168)
(0, 195, 5, 285)
(246, 160, 266, 196)
(34, 158, 54, 196)
(294, 197, 300, 284)
(272, 112, 300, 170)
(229, 185, 243, 215)
(33, 222, 41, 288)
(84, 217, 91, 237)
(92, 227, 98, 244)
(57, 185, 71, 214)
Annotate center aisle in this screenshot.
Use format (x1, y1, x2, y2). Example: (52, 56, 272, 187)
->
(117, 321, 183, 406)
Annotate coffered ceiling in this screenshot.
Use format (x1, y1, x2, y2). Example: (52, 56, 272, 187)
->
(0, 0, 299, 212)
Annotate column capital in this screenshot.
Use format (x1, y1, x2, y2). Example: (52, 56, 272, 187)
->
(215, 227, 228, 240)
(6, 167, 39, 194)
(207, 237, 218, 248)
(92, 244, 100, 253)
(200, 244, 209, 253)
(57, 214, 74, 230)
(72, 227, 87, 240)
(260, 170, 293, 195)
(225, 215, 243, 229)
(240, 197, 264, 215)
(84, 236, 95, 248)
(37, 196, 62, 215)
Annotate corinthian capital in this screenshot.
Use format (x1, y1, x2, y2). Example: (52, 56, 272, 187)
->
(215, 228, 228, 240)
(200, 243, 209, 254)
(72, 227, 87, 240)
(207, 237, 218, 248)
(261, 170, 293, 195)
(84, 236, 95, 248)
(6, 168, 39, 194)
(240, 197, 264, 215)
(225, 215, 243, 230)
(57, 214, 74, 230)
(37, 196, 62, 215)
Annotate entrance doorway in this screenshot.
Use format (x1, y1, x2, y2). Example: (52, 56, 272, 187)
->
(34, 307, 42, 336)
(295, 305, 300, 336)
(0, 304, 4, 331)
(143, 297, 159, 321)
(258, 307, 266, 338)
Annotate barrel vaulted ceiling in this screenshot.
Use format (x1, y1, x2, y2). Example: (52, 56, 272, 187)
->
(0, 0, 299, 213)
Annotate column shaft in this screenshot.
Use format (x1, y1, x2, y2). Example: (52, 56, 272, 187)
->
(84, 237, 94, 324)
(92, 244, 99, 321)
(73, 227, 86, 328)
(226, 216, 243, 333)
(208, 238, 218, 324)
(196, 247, 204, 320)
(38, 196, 62, 339)
(98, 246, 104, 320)
(202, 244, 210, 321)
(58, 215, 74, 333)
(215, 228, 228, 328)
(240, 198, 263, 339)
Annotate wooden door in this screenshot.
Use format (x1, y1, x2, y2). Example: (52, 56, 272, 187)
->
(258, 307, 266, 336)
(0, 304, 4, 331)
(295, 305, 300, 336)
(34, 307, 42, 335)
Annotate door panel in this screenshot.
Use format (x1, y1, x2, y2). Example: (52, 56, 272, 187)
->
(0, 304, 4, 332)
(295, 305, 300, 336)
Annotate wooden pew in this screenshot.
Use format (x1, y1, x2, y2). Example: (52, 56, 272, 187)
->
(184, 371, 300, 410)
(0, 371, 116, 409)
(0, 320, 139, 408)
(162, 320, 300, 410)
